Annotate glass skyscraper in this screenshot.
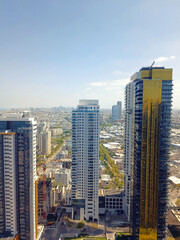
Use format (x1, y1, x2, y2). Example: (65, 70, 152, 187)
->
(124, 67, 173, 239)
(112, 101, 122, 122)
(0, 114, 37, 240)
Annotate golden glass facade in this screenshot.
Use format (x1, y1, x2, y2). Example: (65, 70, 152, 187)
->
(141, 68, 172, 81)
(131, 67, 172, 239)
(139, 80, 162, 240)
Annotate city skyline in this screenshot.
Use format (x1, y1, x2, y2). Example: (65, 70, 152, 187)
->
(0, 68, 179, 239)
(0, 1, 180, 109)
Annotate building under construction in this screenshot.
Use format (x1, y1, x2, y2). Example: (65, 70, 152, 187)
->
(37, 178, 52, 224)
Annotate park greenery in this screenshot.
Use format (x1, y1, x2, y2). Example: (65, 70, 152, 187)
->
(67, 219, 75, 228)
(116, 233, 132, 240)
(76, 221, 85, 229)
(36, 154, 45, 165)
(99, 143, 124, 189)
(65, 238, 106, 240)
(36, 131, 70, 164)
(100, 122, 112, 130)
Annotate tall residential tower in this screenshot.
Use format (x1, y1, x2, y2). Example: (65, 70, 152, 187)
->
(124, 67, 173, 239)
(0, 114, 37, 240)
(39, 130, 51, 155)
(72, 100, 99, 221)
(112, 101, 122, 121)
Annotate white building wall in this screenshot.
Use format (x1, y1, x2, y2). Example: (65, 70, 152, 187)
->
(39, 130, 51, 155)
(72, 100, 99, 221)
(124, 82, 135, 222)
(55, 169, 71, 186)
(65, 191, 72, 206)
(3, 134, 17, 236)
(31, 119, 37, 240)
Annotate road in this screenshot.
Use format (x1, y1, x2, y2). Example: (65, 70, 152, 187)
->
(37, 135, 70, 176)
(168, 210, 180, 240)
(46, 135, 70, 164)
(42, 214, 80, 240)
(42, 213, 130, 240)
(41, 227, 54, 240)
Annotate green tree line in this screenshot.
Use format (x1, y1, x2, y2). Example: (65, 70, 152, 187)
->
(99, 143, 124, 189)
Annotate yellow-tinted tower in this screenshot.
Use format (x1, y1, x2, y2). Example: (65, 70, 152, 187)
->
(128, 67, 172, 239)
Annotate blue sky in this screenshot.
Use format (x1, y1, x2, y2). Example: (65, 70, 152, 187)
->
(0, 0, 180, 109)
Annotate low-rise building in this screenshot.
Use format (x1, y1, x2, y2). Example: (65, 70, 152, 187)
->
(99, 192, 124, 215)
(56, 150, 68, 160)
(61, 159, 72, 169)
(51, 128, 63, 136)
(169, 176, 180, 185)
(54, 168, 71, 186)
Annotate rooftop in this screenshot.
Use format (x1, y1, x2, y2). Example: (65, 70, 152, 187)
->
(79, 99, 99, 105)
(140, 66, 165, 71)
(169, 176, 180, 185)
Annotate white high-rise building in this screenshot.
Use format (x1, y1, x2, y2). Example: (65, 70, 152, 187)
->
(37, 123, 51, 155)
(72, 100, 99, 222)
(37, 123, 46, 148)
(39, 130, 51, 155)
(112, 101, 122, 121)
(124, 82, 135, 222)
(2, 132, 17, 236)
(0, 114, 37, 240)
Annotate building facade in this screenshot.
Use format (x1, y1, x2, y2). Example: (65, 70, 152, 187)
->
(99, 194, 123, 215)
(124, 67, 173, 239)
(0, 114, 37, 240)
(112, 101, 122, 121)
(39, 130, 51, 155)
(37, 178, 51, 224)
(72, 100, 99, 221)
(124, 81, 135, 222)
(54, 168, 71, 186)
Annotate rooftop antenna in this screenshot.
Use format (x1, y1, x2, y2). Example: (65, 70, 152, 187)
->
(151, 61, 155, 68)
